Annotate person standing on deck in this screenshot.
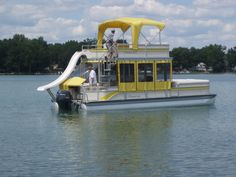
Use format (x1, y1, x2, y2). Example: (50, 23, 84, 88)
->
(83, 65, 97, 86)
(106, 29, 115, 49)
(88, 65, 97, 85)
(106, 30, 118, 59)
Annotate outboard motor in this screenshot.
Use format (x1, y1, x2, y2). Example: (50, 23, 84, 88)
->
(56, 90, 73, 112)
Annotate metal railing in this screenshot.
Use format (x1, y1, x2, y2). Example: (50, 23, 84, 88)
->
(82, 43, 169, 50)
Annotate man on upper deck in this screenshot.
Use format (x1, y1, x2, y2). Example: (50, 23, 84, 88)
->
(106, 30, 118, 59)
(106, 29, 115, 48)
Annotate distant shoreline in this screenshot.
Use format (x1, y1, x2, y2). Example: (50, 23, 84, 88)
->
(1, 72, 235, 76)
(0, 72, 59, 75)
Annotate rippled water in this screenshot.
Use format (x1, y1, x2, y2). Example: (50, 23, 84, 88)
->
(0, 74, 236, 176)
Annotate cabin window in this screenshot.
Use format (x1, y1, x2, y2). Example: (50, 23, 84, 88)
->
(120, 64, 134, 82)
(138, 63, 153, 82)
(156, 63, 170, 81)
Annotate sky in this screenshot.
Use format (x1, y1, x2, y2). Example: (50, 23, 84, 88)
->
(0, 0, 236, 48)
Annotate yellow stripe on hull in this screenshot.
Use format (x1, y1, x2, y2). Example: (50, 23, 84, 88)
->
(100, 91, 119, 101)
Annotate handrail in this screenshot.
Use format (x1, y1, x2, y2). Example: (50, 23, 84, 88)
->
(82, 43, 169, 50)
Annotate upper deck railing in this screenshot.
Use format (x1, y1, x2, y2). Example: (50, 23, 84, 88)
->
(82, 43, 169, 51)
(81, 43, 170, 60)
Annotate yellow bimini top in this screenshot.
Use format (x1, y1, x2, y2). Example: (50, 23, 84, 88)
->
(97, 17, 165, 49)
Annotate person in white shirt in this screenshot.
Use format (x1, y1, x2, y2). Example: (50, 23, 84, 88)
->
(84, 65, 97, 85)
(106, 30, 118, 59)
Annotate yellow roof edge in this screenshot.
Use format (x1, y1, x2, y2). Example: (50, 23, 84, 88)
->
(99, 17, 165, 31)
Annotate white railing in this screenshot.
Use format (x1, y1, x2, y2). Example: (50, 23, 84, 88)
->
(82, 43, 169, 50)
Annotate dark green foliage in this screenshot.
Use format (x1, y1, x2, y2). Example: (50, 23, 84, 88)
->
(0, 35, 96, 74)
(171, 44, 228, 73)
(0, 34, 235, 73)
(201, 44, 226, 72)
(170, 47, 191, 70)
(227, 47, 236, 71)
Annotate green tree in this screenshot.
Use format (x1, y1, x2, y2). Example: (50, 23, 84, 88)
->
(0, 34, 232, 74)
(200, 44, 226, 72)
(189, 47, 202, 68)
(226, 47, 236, 71)
(28, 37, 49, 73)
(170, 47, 191, 71)
(5, 34, 28, 73)
(59, 40, 81, 68)
(0, 39, 8, 72)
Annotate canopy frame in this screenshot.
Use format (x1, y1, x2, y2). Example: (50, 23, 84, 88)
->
(97, 17, 165, 49)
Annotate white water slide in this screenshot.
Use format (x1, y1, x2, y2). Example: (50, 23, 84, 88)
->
(37, 51, 85, 91)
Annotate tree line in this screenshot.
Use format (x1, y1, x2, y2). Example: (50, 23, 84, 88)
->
(0, 34, 235, 74)
(0, 34, 96, 74)
(170, 45, 236, 73)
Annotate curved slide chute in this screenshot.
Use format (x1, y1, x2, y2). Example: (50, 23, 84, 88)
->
(37, 51, 86, 91)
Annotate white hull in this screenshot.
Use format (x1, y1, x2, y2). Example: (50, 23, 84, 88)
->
(80, 94, 216, 111)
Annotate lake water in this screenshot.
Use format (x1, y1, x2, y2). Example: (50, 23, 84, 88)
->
(0, 74, 236, 177)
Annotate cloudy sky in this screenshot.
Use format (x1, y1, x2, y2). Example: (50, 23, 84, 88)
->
(0, 0, 235, 48)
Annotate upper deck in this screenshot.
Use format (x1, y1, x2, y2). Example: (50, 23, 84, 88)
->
(82, 43, 171, 61)
(81, 17, 170, 61)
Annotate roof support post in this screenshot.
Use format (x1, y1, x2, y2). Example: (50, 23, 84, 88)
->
(159, 31, 162, 45)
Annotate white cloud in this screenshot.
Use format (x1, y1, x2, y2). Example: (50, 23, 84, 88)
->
(89, 5, 129, 21)
(134, 0, 190, 17)
(52, 0, 88, 10)
(166, 36, 188, 47)
(72, 25, 85, 36)
(0, 3, 5, 13)
(166, 19, 193, 28)
(222, 23, 236, 33)
(0, 0, 235, 48)
(194, 7, 235, 18)
(197, 19, 223, 27)
(0, 16, 86, 42)
(89, 0, 191, 22)
(220, 34, 236, 41)
(101, 0, 132, 6)
(193, 0, 236, 8)
(11, 4, 41, 16)
(33, 17, 86, 41)
(193, 0, 236, 18)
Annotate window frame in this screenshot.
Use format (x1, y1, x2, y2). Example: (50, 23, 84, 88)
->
(156, 63, 171, 81)
(138, 63, 154, 82)
(120, 63, 135, 83)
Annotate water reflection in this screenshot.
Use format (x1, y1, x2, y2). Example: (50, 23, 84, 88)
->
(56, 107, 211, 176)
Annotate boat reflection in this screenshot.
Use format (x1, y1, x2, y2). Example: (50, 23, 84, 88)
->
(56, 106, 211, 176)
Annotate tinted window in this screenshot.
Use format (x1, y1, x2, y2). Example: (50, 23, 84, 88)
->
(120, 64, 134, 82)
(138, 63, 153, 82)
(156, 63, 170, 81)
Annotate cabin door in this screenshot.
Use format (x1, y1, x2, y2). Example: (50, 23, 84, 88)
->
(155, 61, 172, 90)
(118, 61, 136, 91)
(136, 61, 154, 91)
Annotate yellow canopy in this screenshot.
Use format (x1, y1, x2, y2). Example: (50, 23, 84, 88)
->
(60, 77, 86, 90)
(97, 17, 165, 49)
